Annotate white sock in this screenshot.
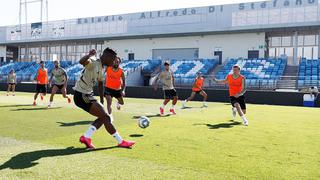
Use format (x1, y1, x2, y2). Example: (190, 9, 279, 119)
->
(109, 113, 114, 123)
(232, 107, 237, 112)
(171, 105, 175, 109)
(84, 125, 97, 138)
(112, 132, 123, 144)
(49, 101, 52, 106)
(161, 104, 166, 109)
(240, 115, 248, 122)
(203, 101, 207, 105)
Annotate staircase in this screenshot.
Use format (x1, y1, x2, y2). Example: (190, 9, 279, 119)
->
(276, 65, 299, 89)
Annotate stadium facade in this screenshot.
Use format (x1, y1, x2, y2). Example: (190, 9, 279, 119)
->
(0, 0, 319, 65)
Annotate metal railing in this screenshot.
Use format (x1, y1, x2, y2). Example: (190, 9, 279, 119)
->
(0, 74, 319, 90)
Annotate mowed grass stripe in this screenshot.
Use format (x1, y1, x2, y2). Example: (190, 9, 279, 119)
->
(0, 92, 320, 179)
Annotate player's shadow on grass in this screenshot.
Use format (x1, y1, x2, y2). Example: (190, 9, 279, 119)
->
(194, 120, 241, 129)
(0, 104, 34, 108)
(57, 121, 92, 127)
(181, 106, 205, 109)
(132, 114, 170, 119)
(129, 134, 144, 138)
(0, 146, 117, 170)
(11, 107, 62, 111)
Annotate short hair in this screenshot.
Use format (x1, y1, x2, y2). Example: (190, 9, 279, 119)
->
(39, 61, 44, 64)
(233, 64, 240, 70)
(164, 62, 170, 66)
(103, 47, 117, 56)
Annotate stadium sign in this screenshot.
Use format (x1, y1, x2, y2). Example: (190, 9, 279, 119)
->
(238, 0, 316, 10)
(77, 0, 317, 24)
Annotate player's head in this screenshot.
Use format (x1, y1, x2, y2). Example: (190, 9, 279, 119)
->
(39, 61, 45, 68)
(113, 57, 121, 69)
(232, 65, 241, 75)
(197, 72, 202, 78)
(164, 62, 170, 71)
(10, 69, 14, 74)
(100, 48, 117, 66)
(54, 60, 60, 68)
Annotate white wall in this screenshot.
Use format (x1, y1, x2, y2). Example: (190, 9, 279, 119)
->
(104, 32, 265, 62)
(0, 45, 6, 61)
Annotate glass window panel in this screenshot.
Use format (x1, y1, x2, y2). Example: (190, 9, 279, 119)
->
(282, 36, 292, 47)
(271, 37, 281, 47)
(298, 36, 304, 46)
(304, 35, 316, 46)
(304, 47, 313, 59)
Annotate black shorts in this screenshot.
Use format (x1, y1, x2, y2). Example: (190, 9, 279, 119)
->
(104, 87, 122, 99)
(164, 89, 177, 100)
(230, 95, 246, 110)
(8, 83, 16, 86)
(73, 90, 97, 113)
(193, 90, 203, 94)
(53, 84, 64, 90)
(36, 84, 47, 93)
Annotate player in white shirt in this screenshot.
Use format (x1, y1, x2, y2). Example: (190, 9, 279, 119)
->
(73, 48, 135, 149)
(48, 60, 71, 108)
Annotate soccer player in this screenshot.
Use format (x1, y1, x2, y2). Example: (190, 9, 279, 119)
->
(7, 69, 17, 96)
(213, 65, 249, 126)
(73, 48, 134, 149)
(153, 62, 178, 115)
(104, 57, 125, 122)
(33, 61, 48, 106)
(48, 60, 71, 108)
(182, 72, 208, 108)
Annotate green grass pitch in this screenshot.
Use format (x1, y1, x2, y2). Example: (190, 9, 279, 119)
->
(0, 91, 319, 179)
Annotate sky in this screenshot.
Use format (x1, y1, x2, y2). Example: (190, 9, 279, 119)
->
(0, 0, 263, 26)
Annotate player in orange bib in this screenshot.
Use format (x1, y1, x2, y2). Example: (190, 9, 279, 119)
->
(183, 72, 208, 108)
(33, 61, 48, 106)
(104, 57, 126, 122)
(214, 64, 249, 126)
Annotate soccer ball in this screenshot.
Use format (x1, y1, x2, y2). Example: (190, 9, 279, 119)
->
(138, 116, 150, 129)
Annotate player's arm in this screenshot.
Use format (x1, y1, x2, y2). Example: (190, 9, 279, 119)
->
(121, 72, 126, 96)
(153, 73, 161, 90)
(48, 72, 53, 87)
(213, 76, 228, 84)
(172, 74, 175, 87)
(98, 80, 104, 105)
(79, 49, 96, 66)
(97, 70, 104, 104)
(235, 78, 246, 98)
(64, 70, 68, 87)
(34, 70, 39, 81)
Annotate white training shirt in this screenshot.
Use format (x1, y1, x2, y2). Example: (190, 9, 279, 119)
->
(51, 67, 67, 85)
(73, 58, 104, 94)
(159, 70, 174, 90)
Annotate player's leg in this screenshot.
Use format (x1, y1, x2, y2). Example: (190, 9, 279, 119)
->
(200, 91, 208, 107)
(85, 102, 135, 148)
(230, 97, 237, 118)
(170, 90, 178, 115)
(105, 95, 114, 122)
(11, 84, 15, 96)
(48, 85, 58, 107)
(7, 84, 11, 96)
(160, 98, 170, 115)
(60, 85, 71, 103)
(183, 92, 196, 108)
(33, 85, 40, 105)
(234, 96, 248, 126)
(116, 96, 124, 110)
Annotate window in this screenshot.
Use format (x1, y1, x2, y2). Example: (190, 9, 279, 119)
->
(128, 53, 134, 60)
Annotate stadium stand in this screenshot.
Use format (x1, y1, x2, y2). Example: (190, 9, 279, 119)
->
(298, 58, 320, 88)
(215, 58, 287, 89)
(169, 59, 218, 85)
